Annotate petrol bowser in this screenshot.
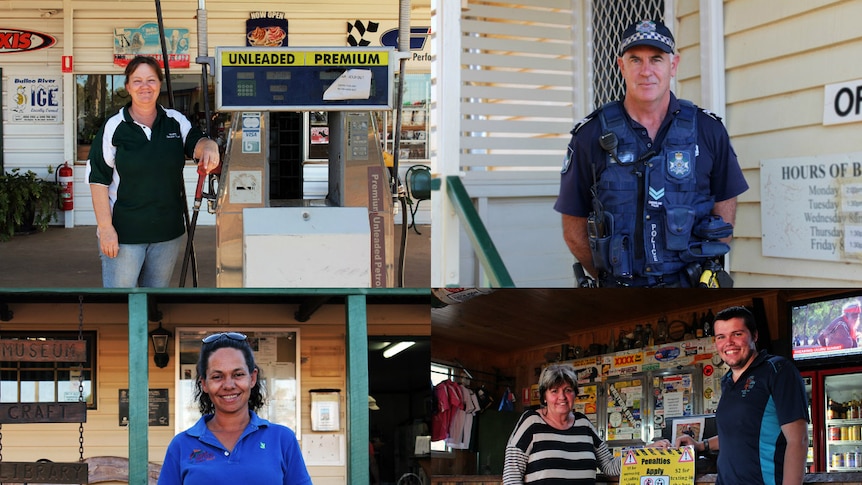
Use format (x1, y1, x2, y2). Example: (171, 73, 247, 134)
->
(212, 46, 398, 287)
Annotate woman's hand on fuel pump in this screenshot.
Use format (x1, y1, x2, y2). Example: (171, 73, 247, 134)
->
(194, 138, 220, 174)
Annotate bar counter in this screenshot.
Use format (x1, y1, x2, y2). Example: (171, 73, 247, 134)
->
(431, 472, 862, 484)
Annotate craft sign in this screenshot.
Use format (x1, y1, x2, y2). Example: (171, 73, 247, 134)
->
(620, 446, 695, 485)
(0, 339, 86, 362)
(0, 402, 87, 424)
(0, 461, 88, 484)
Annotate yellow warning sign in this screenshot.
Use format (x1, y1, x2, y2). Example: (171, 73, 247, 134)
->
(620, 446, 695, 485)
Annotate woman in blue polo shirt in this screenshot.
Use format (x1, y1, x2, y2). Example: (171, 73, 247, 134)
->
(158, 332, 311, 485)
(87, 55, 219, 287)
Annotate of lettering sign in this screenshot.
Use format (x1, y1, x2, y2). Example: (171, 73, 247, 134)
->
(0, 402, 87, 424)
(824, 79, 862, 125)
(0, 339, 86, 362)
(0, 461, 88, 483)
(620, 447, 695, 485)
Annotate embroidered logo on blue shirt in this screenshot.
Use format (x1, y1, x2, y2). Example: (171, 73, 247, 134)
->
(189, 449, 216, 463)
(260, 442, 266, 449)
(740, 375, 756, 398)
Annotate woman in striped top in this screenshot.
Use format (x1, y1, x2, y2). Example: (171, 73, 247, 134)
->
(503, 363, 668, 484)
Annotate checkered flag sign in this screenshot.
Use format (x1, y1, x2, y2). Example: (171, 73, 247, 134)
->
(346, 20, 380, 46)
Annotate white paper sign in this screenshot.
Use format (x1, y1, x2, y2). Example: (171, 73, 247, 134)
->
(323, 69, 372, 100)
(761, 152, 862, 261)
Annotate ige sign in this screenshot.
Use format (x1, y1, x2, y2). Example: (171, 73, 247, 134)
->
(824, 78, 862, 125)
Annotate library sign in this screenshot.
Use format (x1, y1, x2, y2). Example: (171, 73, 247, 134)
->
(761, 151, 862, 261)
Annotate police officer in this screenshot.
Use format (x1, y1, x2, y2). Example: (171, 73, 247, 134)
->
(554, 19, 748, 287)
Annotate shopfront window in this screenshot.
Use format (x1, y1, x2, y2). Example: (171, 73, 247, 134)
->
(0, 331, 97, 409)
(75, 73, 214, 161)
(175, 328, 300, 436)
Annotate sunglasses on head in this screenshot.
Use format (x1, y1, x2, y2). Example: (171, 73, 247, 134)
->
(202, 332, 248, 344)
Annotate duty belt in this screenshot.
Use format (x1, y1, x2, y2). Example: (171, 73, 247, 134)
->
(599, 272, 685, 288)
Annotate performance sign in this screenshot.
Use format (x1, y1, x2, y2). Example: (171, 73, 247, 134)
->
(620, 446, 695, 485)
(216, 47, 395, 111)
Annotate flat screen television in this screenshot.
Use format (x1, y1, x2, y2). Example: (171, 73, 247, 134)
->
(790, 291, 862, 364)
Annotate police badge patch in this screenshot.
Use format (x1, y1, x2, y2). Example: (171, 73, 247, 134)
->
(667, 151, 692, 178)
(561, 145, 573, 173)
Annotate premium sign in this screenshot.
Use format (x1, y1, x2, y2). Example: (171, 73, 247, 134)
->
(0, 402, 87, 424)
(0, 462, 88, 484)
(0, 339, 86, 362)
(0, 29, 56, 53)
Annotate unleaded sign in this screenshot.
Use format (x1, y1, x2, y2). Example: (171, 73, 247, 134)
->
(0, 339, 86, 362)
(216, 46, 395, 111)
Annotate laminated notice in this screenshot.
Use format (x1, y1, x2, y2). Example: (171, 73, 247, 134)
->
(620, 446, 695, 485)
(322, 69, 371, 100)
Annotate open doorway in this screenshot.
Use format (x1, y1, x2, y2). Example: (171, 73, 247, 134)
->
(368, 337, 431, 485)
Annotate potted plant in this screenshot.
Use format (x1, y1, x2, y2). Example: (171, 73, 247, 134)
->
(0, 168, 59, 241)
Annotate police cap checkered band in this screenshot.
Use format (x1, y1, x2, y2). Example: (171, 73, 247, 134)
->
(619, 20, 675, 55)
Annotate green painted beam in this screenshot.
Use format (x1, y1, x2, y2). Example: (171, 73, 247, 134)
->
(345, 294, 369, 484)
(444, 175, 516, 287)
(128, 293, 149, 485)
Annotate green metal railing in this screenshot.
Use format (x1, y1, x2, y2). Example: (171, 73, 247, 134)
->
(433, 176, 515, 287)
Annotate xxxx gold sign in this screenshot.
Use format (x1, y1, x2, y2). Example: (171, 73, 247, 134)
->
(614, 352, 644, 367)
(0, 339, 86, 362)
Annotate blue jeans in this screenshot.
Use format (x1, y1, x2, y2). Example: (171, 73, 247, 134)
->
(100, 235, 184, 288)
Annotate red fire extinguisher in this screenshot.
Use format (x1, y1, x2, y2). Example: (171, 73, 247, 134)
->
(57, 162, 74, 211)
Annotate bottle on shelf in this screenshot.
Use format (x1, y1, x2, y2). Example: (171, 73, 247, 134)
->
(702, 310, 713, 337)
(692, 312, 702, 339)
(632, 324, 644, 348)
(645, 323, 654, 347)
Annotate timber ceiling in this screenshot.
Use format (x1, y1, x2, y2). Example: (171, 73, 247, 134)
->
(431, 289, 831, 354)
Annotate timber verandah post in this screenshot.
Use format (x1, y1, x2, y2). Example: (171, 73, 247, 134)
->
(128, 292, 150, 485)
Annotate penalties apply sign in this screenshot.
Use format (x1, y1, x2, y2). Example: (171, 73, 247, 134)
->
(620, 446, 695, 485)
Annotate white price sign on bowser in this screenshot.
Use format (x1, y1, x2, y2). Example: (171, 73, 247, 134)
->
(620, 446, 695, 485)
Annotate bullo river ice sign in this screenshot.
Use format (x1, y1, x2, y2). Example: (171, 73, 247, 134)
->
(761, 151, 862, 262)
(620, 446, 695, 485)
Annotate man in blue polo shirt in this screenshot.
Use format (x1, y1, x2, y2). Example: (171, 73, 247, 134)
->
(675, 306, 808, 485)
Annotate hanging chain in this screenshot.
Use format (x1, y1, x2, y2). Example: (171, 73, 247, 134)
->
(77, 295, 85, 463)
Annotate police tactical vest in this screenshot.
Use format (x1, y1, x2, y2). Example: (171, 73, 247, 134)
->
(596, 100, 714, 279)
